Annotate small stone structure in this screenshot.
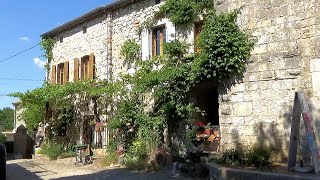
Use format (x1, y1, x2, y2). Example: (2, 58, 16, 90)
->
(42, 0, 320, 159)
(14, 125, 33, 159)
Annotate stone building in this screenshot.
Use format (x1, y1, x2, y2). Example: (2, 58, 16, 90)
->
(42, 0, 320, 158)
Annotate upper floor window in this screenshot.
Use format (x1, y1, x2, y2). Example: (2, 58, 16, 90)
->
(52, 61, 69, 85)
(155, 0, 161, 4)
(59, 36, 63, 43)
(194, 22, 203, 53)
(79, 53, 95, 81)
(81, 56, 90, 80)
(152, 26, 166, 56)
(57, 63, 64, 85)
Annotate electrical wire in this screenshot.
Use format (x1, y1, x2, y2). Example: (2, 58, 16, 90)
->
(0, 78, 43, 82)
(0, 43, 40, 63)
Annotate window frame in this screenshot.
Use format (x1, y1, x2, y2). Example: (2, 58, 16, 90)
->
(81, 55, 90, 80)
(194, 22, 203, 53)
(57, 63, 64, 85)
(152, 26, 166, 57)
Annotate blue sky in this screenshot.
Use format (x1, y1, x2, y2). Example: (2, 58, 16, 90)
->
(0, 0, 111, 109)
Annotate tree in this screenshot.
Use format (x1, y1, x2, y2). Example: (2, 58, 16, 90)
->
(0, 107, 14, 130)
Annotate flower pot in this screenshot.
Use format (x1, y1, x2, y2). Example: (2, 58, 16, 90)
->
(95, 126, 100, 132)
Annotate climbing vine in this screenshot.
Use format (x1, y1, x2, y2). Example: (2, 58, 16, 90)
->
(12, 0, 254, 165)
(40, 38, 55, 70)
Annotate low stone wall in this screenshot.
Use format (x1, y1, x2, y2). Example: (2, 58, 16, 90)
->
(208, 162, 319, 180)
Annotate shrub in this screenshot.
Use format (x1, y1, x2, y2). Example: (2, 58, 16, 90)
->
(220, 148, 245, 166)
(100, 152, 118, 167)
(247, 146, 272, 167)
(0, 133, 6, 144)
(41, 143, 63, 160)
(123, 155, 148, 171)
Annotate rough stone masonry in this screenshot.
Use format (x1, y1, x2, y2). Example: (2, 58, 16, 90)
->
(45, 0, 320, 160)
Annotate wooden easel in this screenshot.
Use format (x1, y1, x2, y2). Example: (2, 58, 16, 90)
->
(288, 92, 320, 175)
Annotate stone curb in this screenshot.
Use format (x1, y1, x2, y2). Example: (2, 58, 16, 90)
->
(208, 162, 319, 180)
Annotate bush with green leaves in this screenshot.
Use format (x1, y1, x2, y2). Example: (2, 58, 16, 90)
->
(100, 152, 118, 167)
(41, 143, 63, 160)
(0, 133, 6, 144)
(121, 39, 141, 67)
(247, 146, 272, 167)
(221, 148, 246, 166)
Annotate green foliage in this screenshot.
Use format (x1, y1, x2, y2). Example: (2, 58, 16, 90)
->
(120, 39, 141, 67)
(12, 0, 254, 165)
(0, 133, 6, 144)
(158, 0, 195, 25)
(217, 147, 273, 167)
(196, 11, 255, 80)
(0, 107, 14, 130)
(41, 143, 63, 160)
(40, 38, 55, 70)
(163, 40, 188, 59)
(247, 146, 272, 167)
(100, 152, 118, 167)
(221, 148, 246, 166)
(158, 0, 215, 25)
(123, 155, 148, 171)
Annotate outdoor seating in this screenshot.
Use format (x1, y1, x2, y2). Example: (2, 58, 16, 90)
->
(73, 144, 92, 165)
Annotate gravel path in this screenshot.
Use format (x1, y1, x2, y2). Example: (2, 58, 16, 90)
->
(6, 159, 190, 180)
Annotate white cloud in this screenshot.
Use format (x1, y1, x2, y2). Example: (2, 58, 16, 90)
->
(19, 36, 30, 41)
(33, 58, 46, 69)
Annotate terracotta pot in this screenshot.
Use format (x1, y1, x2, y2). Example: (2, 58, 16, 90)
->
(95, 126, 100, 132)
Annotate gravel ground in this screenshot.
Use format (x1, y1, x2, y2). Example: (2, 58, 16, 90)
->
(6, 158, 191, 180)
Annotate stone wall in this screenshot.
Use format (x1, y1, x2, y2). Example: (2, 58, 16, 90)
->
(47, 0, 320, 159)
(111, 0, 165, 79)
(216, 0, 319, 158)
(50, 14, 110, 81)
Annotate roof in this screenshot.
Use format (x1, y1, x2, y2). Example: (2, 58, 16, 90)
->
(41, 0, 131, 38)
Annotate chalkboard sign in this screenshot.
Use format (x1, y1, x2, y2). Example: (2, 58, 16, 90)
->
(288, 92, 320, 175)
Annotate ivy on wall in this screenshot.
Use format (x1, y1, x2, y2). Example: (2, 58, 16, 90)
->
(12, 0, 254, 162)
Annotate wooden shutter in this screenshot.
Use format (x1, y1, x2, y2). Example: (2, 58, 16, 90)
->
(89, 53, 95, 80)
(74, 58, 79, 82)
(64, 61, 69, 84)
(51, 65, 56, 84)
(194, 23, 203, 53)
(159, 29, 164, 56)
(152, 33, 156, 56)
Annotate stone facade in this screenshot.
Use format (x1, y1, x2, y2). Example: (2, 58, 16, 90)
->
(216, 0, 320, 158)
(49, 14, 110, 81)
(44, 0, 320, 158)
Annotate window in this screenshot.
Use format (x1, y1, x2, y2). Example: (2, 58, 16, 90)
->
(83, 26, 87, 34)
(81, 56, 90, 80)
(57, 63, 64, 85)
(155, 0, 161, 4)
(194, 22, 203, 53)
(152, 26, 166, 56)
(59, 36, 63, 43)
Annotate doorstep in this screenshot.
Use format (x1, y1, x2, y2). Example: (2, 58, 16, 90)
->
(208, 162, 320, 180)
